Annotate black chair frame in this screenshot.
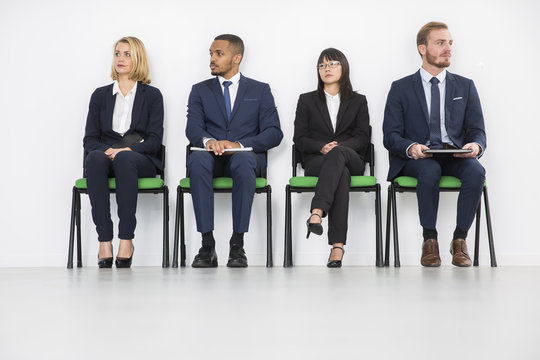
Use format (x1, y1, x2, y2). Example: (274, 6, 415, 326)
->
(172, 145, 273, 268)
(284, 143, 383, 267)
(67, 146, 170, 268)
(385, 180, 497, 267)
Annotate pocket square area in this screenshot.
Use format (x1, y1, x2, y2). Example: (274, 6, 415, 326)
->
(453, 97, 463, 100)
(243, 98, 258, 101)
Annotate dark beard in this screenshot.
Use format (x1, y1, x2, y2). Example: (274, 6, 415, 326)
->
(426, 51, 450, 69)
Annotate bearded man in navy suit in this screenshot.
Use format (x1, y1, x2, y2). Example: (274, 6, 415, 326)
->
(383, 22, 487, 267)
(185, 34, 283, 268)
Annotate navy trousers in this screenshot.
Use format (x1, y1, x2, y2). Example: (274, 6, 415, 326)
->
(401, 155, 485, 233)
(187, 151, 260, 234)
(85, 150, 156, 242)
(305, 146, 365, 245)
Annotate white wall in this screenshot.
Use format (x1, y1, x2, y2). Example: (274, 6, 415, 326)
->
(1, 0, 539, 266)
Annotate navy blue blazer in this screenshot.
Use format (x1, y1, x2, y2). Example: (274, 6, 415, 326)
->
(83, 82, 164, 170)
(293, 90, 370, 165)
(383, 70, 487, 181)
(185, 74, 283, 176)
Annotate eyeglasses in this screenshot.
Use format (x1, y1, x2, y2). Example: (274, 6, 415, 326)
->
(317, 61, 341, 70)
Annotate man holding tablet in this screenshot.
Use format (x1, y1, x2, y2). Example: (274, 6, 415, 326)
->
(383, 22, 487, 267)
(185, 34, 283, 268)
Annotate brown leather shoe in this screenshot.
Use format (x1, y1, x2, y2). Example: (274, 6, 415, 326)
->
(421, 238, 441, 267)
(450, 238, 472, 267)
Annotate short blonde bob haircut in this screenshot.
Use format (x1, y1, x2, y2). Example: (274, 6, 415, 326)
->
(110, 36, 151, 84)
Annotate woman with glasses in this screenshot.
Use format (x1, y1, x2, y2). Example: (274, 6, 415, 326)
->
(83, 36, 164, 268)
(293, 48, 370, 267)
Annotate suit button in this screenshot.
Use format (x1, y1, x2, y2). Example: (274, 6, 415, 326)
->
(227, 131, 231, 134)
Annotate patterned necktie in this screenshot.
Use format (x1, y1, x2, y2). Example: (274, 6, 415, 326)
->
(429, 77, 442, 149)
(223, 81, 232, 122)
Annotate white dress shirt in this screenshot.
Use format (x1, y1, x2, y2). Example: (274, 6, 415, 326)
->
(112, 81, 137, 136)
(217, 72, 241, 112)
(324, 91, 340, 132)
(419, 67, 453, 146)
(203, 72, 242, 147)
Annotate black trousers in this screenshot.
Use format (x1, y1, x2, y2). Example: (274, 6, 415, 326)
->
(305, 146, 365, 245)
(85, 150, 156, 242)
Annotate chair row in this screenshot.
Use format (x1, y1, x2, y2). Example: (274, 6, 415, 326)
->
(67, 144, 497, 268)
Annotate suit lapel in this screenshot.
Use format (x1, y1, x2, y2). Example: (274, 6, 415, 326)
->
(335, 98, 350, 134)
(444, 71, 455, 128)
(103, 84, 117, 131)
(129, 82, 144, 132)
(412, 70, 429, 125)
(314, 94, 334, 134)
(230, 75, 247, 123)
(210, 77, 229, 123)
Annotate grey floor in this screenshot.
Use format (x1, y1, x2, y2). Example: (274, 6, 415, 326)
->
(1, 266, 539, 360)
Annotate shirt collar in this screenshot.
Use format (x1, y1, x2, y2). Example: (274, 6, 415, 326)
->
(218, 72, 241, 87)
(112, 80, 138, 96)
(420, 67, 446, 84)
(324, 90, 340, 101)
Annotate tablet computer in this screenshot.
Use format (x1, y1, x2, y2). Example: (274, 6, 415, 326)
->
(190, 147, 253, 152)
(423, 149, 473, 154)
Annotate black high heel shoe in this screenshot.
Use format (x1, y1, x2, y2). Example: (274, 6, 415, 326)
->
(327, 246, 344, 268)
(98, 244, 113, 268)
(306, 213, 323, 238)
(115, 245, 134, 268)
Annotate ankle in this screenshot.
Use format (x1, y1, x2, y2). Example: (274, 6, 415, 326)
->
(117, 240, 133, 257)
(99, 241, 113, 257)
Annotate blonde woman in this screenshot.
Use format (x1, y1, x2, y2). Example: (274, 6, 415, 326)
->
(83, 36, 164, 268)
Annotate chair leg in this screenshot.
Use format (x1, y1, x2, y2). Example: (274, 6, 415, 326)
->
(67, 187, 77, 269)
(76, 191, 83, 268)
(375, 184, 383, 267)
(172, 186, 181, 268)
(483, 186, 497, 267)
(384, 185, 392, 267)
(162, 186, 170, 268)
(180, 190, 187, 267)
(390, 184, 400, 267)
(266, 186, 273, 268)
(473, 202, 481, 266)
(283, 185, 293, 267)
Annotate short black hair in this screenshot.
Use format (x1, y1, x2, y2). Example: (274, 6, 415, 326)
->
(214, 34, 244, 58)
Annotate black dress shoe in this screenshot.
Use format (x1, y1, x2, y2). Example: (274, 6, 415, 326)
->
(98, 244, 113, 268)
(306, 213, 323, 238)
(227, 245, 248, 268)
(98, 257, 113, 268)
(115, 246, 134, 268)
(192, 246, 218, 268)
(327, 246, 345, 268)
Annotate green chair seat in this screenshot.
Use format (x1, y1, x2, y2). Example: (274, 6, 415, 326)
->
(394, 175, 486, 188)
(68, 145, 169, 269)
(386, 175, 496, 267)
(179, 177, 267, 189)
(75, 177, 164, 190)
(289, 175, 377, 188)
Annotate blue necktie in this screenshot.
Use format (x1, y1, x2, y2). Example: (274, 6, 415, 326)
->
(429, 77, 442, 149)
(223, 81, 232, 122)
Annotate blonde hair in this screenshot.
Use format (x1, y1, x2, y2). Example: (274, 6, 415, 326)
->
(416, 21, 448, 57)
(110, 36, 151, 84)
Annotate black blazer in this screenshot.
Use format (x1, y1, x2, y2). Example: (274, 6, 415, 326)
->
(83, 82, 164, 170)
(293, 90, 370, 165)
